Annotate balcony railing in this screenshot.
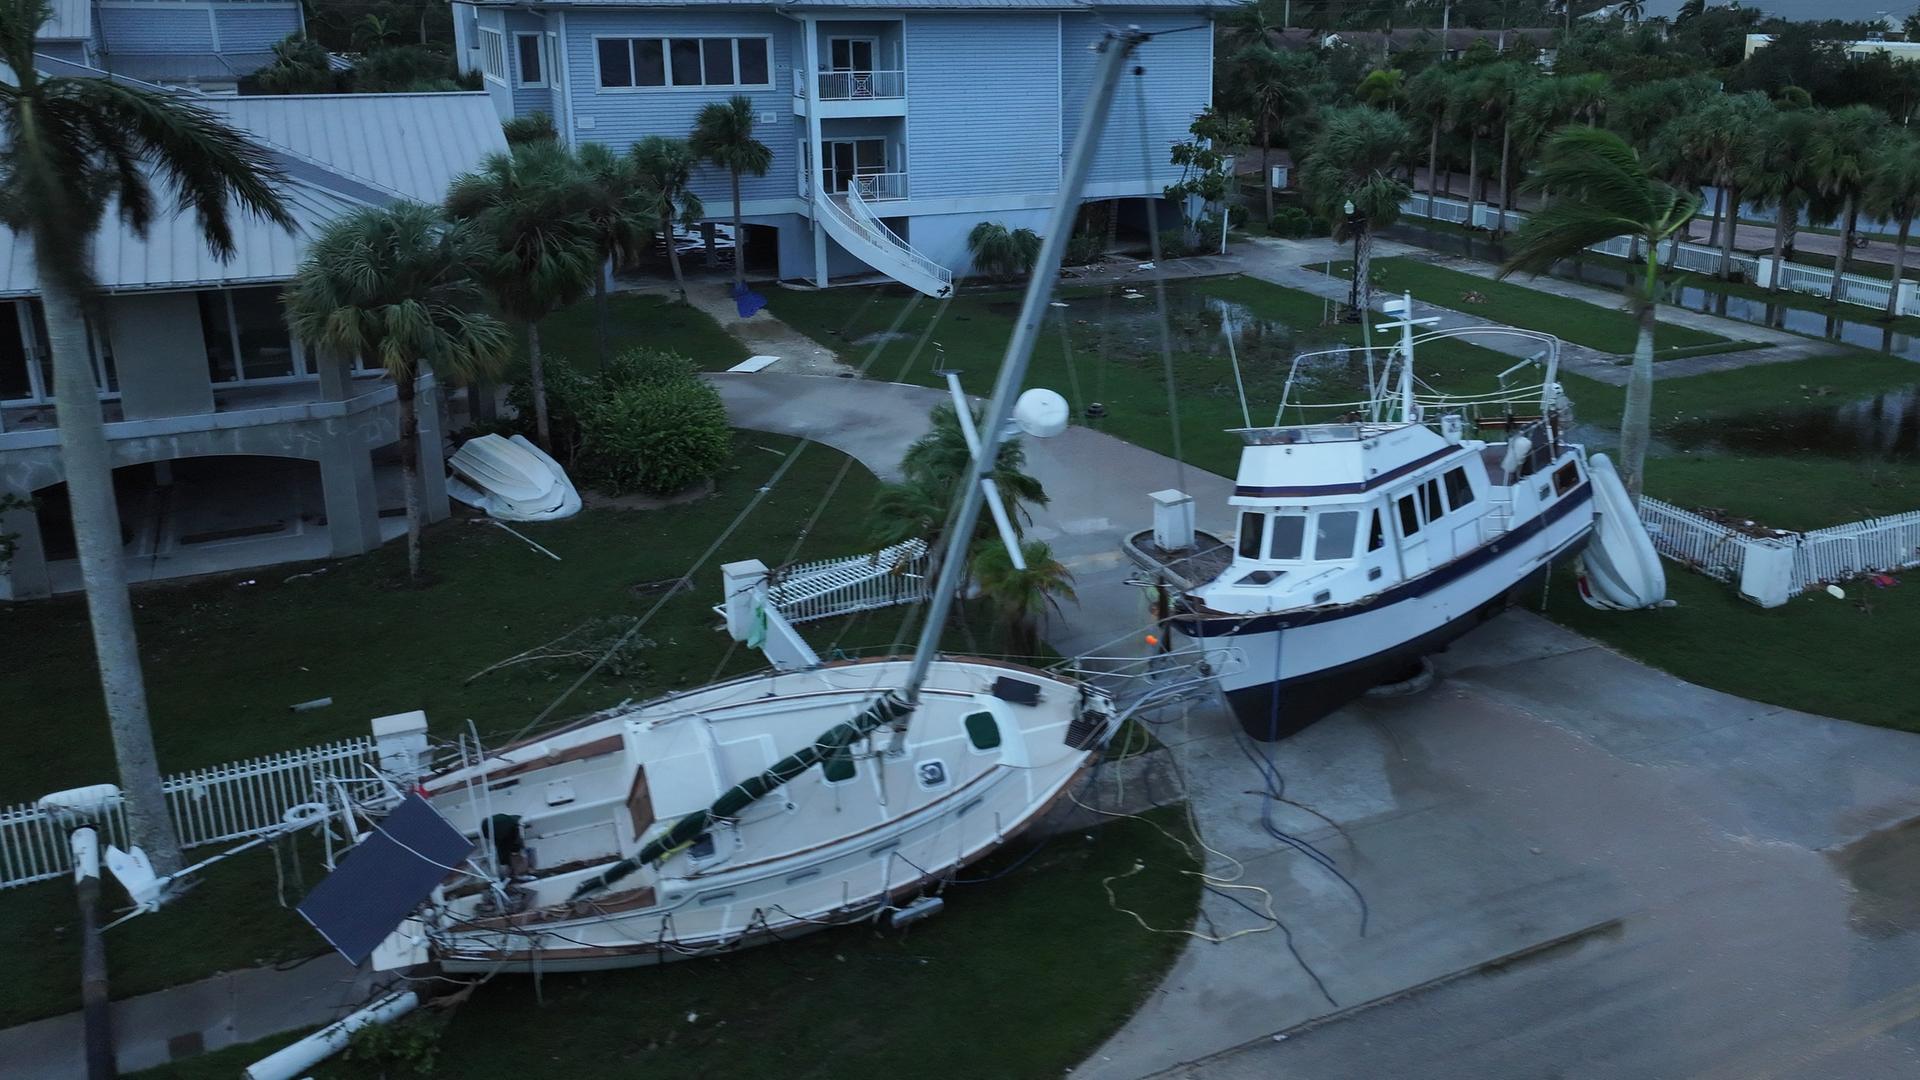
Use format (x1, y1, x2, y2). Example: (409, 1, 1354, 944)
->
(848, 172, 907, 200)
(799, 69, 905, 101)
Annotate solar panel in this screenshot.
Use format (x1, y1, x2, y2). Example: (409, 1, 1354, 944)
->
(297, 795, 475, 965)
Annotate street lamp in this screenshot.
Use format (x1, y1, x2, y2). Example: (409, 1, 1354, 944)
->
(1343, 198, 1364, 322)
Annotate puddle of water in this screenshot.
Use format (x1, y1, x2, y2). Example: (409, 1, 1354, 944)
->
(1663, 388, 1920, 461)
(1381, 224, 1920, 362)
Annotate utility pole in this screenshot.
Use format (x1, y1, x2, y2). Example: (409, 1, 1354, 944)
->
(73, 828, 113, 1080)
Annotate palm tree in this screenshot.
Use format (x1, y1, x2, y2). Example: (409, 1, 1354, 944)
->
(576, 142, 652, 365)
(1356, 67, 1406, 112)
(0, 0, 293, 874)
(870, 402, 1049, 553)
(1477, 62, 1531, 238)
(1300, 106, 1413, 316)
(631, 135, 706, 304)
(1500, 128, 1699, 502)
(1619, 0, 1645, 23)
(689, 95, 772, 291)
(286, 205, 511, 583)
(446, 141, 601, 449)
(972, 539, 1076, 656)
(1738, 106, 1816, 294)
(1235, 44, 1303, 224)
(1652, 93, 1772, 278)
(966, 222, 1042, 279)
(1864, 130, 1920, 319)
(1407, 65, 1457, 215)
(1220, 1, 1280, 52)
(1808, 105, 1891, 303)
(353, 13, 398, 51)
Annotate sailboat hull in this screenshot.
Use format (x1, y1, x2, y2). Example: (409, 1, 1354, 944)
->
(414, 658, 1111, 974)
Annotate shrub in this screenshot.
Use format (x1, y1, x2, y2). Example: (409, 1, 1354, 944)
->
(1268, 206, 1316, 238)
(583, 377, 730, 495)
(1065, 230, 1105, 266)
(503, 112, 557, 147)
(511, 347, 730, 496)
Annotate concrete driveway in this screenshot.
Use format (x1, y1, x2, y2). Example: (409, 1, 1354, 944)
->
(717, 369, 1920, 1080)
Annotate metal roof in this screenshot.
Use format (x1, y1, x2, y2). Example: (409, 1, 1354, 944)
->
(105, 51, 281, 83)
(0, 83, 507, 297)
(42, 0, 90, 40)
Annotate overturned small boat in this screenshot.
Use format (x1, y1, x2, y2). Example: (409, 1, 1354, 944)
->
(448, 433, 581, 522)
(1133, 305, 1605, 740)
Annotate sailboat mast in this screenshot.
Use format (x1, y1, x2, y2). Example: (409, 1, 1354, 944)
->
(900, 27, 1148, 705)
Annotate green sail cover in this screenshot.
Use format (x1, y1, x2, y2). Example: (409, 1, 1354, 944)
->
(570, 692, 916, 899)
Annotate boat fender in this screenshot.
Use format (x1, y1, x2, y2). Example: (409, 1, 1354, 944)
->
(890, 896, 945, 928)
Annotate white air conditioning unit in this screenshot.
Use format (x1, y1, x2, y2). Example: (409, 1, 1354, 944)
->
(1269, 165, 1290, 189)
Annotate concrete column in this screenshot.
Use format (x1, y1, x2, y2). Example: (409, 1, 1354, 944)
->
(813, 223, 830, 288)
(316, 350, 352, 402)
(415, 376, 451, 523)
(316, 437, 380, 557)
(0, 483, 50, 599)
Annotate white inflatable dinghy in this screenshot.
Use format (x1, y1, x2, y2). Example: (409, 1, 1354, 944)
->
(1577, 453, 1666, 610)
(447, 434, 581, 522)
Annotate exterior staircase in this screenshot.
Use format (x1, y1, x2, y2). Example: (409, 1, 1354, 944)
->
(813, 186, 953, 298)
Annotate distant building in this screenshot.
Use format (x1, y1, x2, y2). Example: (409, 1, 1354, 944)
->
(37, 0, 306, 92)
(1743, 33, 1920, 61)
(447, 0, 1228, 295)
(0, 71, 506, 600)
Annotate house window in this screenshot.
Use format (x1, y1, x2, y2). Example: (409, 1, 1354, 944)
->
(514, 32, 545, 88)
(479, 28, 506, 82)
(1313, 511, 1359, 561)
(0, 301, 35, 402)
(201, 287, 296, 385)
(1267, 514, 1306, 561)
(596, 35, 771, 90)
(1443, 467, 1476, 511)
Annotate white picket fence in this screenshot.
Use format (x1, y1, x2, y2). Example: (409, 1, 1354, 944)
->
(1638, 496, 1920, 604)
(767, 538, 931, 624)
(1397, 194, 1917, 316)
(0, 737, 376, 890)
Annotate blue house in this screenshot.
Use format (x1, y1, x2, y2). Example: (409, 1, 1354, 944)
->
(39, 0, 306, 91)
(450, 0, 1228, 293)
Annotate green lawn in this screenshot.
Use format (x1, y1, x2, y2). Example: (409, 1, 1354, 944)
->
(131, 806, 1203, 1080)
(517, 292, 750, 372)
(1326, 256, 1737, 356)
(1641, 456, 1920, 532)
(1536, 563, 1920, 732)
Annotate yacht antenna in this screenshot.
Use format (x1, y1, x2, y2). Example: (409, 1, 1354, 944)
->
(899, 27, 1149, 707)
(1375, 291, 1439, 423)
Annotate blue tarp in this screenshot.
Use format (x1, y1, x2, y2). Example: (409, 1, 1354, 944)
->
(733, 282, 767, 319)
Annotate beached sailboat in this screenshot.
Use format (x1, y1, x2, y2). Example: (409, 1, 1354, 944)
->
(292, 29, 1151, 974)
(1132, 305, 1650, 740)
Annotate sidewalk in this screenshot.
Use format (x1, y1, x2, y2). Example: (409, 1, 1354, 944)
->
(0, 951, 382, 1076)
(1186, 236, 1835, 384)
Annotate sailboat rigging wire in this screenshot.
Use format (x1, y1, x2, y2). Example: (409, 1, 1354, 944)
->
(1135, 67, 1188, 498)
(500, 284, 946, 748)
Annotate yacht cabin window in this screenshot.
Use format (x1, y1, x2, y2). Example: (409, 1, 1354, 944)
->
(1314, 511, 1359, 561)
(1444, 467, 1475, 510)
(1421, 479, 1444, 523)
(1238, 512, 1265, 558)
(1367, 509, 1386, 552)
(1397, 495, 1421, 537)
(1267, 514, 1306, 560)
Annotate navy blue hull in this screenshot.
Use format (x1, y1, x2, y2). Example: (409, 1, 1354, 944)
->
(1222, 554, 1570, 742)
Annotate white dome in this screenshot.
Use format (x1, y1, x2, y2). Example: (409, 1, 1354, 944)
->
(1013, 388, 1069, 438)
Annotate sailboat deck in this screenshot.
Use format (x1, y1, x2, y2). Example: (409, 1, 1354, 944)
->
(1125, 530, 1234, 591)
